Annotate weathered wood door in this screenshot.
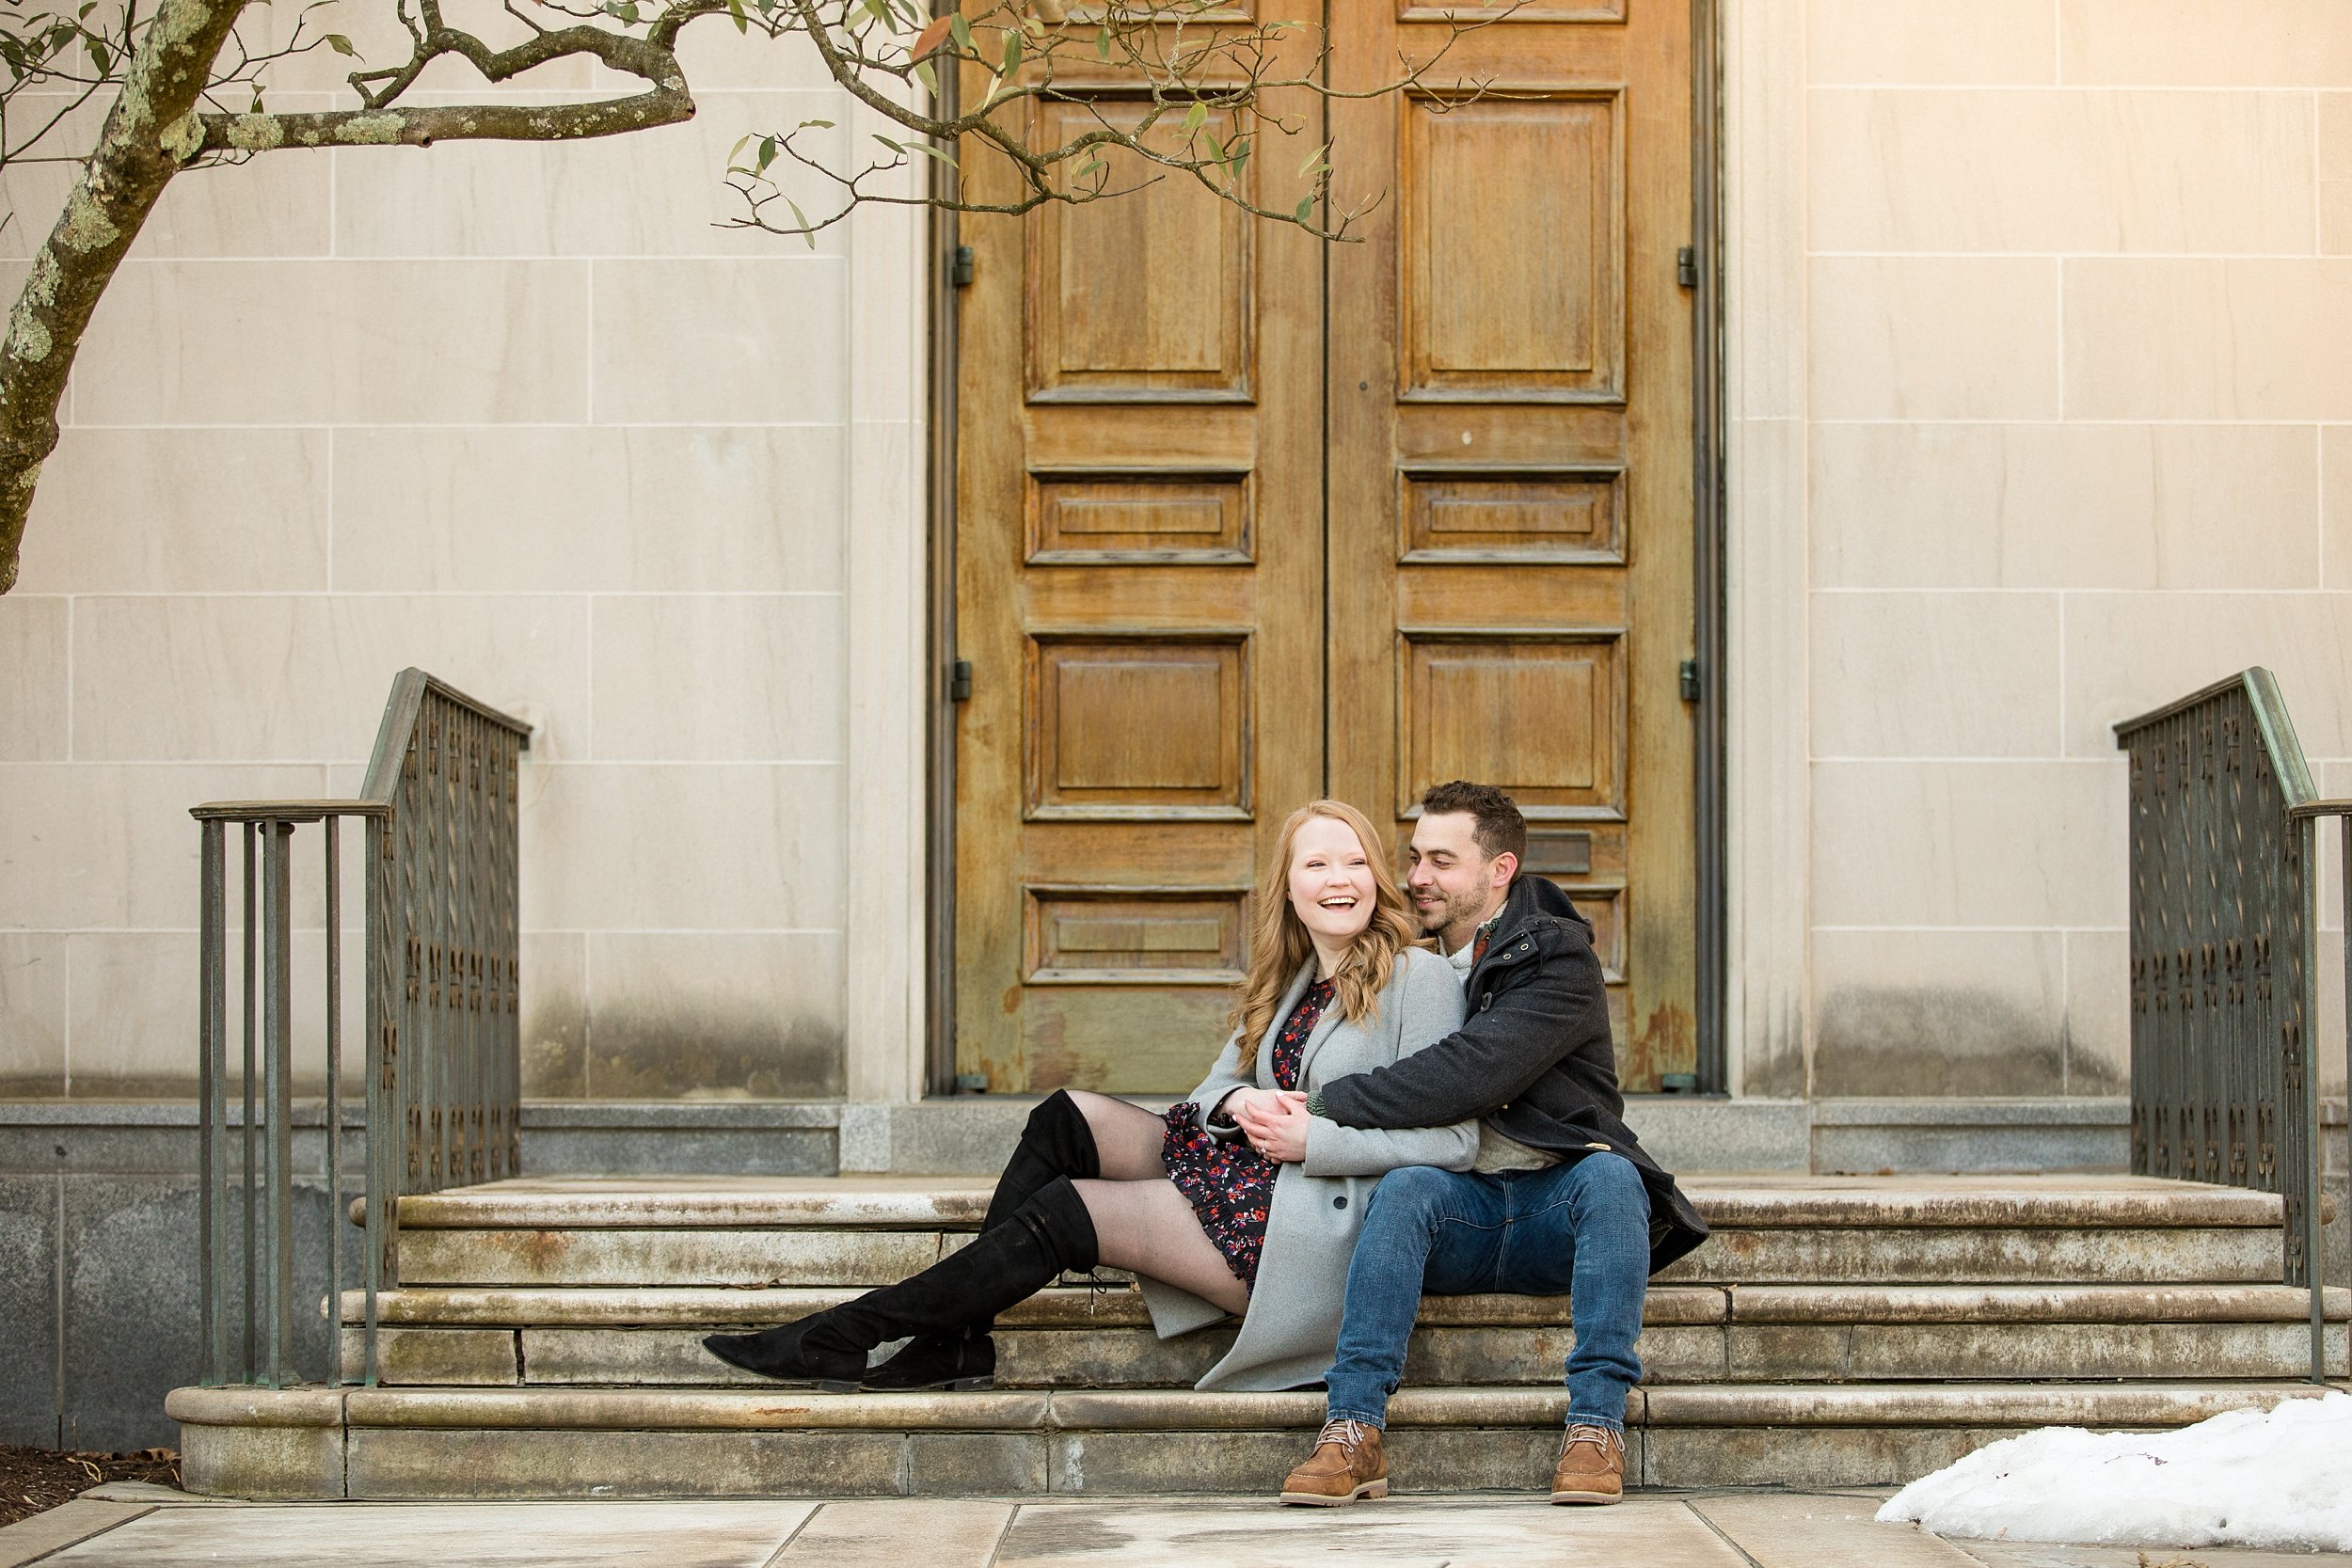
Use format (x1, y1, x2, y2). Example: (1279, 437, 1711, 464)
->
(955, 1, 1694, 1093)
(1324, 2, 1697, 1085)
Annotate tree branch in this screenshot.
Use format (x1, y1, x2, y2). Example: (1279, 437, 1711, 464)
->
(196, 17, 706, 153)
(0, 0, 253, 593)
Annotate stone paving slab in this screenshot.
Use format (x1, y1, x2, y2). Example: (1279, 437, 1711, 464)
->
(0, 1500, 151, 1568)
(8, 1491, 2352, 1567)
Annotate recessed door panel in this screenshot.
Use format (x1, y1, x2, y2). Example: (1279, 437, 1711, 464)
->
(1401, 94, 1625, 401)
(1027, 99, 1252, 402)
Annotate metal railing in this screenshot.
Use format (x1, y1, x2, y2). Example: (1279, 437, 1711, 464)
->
(2116, 667, 2351, 1385)
(193, 669, 531, 1389)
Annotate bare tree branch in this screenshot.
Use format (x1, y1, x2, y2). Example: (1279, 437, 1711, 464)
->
(0, 0, 252, 594)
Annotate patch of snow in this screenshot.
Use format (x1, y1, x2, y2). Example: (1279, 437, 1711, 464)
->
(1876, 1391, 2352, 1552)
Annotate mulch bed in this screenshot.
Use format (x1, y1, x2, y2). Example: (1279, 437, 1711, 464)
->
(0, 1445, 179, 1528)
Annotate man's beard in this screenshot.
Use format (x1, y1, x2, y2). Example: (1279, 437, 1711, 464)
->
(1417, 884, 1488, 939)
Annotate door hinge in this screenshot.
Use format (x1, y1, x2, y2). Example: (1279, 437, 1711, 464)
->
(1677, 245, 1698, 289)
(951, 244, 976, 288)
(949, 658, 973, 703)
(1679, 657, 1701, 703)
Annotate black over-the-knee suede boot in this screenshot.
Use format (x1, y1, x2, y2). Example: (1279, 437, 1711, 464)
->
(703, 1177, 1100, 1390)
(862, 1091, 1104, 1392)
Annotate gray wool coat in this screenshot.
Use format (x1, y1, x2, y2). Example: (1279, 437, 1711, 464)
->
(1139, 945, 1478, 1392)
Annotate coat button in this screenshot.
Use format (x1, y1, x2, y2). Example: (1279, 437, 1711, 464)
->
(1333, 1195, 1348, 1210)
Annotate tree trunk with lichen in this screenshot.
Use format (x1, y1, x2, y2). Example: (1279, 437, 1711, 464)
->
(0, 0, 248, 593)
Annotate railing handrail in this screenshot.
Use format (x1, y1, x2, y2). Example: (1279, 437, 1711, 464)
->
(2114, 665, 2317, 801)
(192, 668, 530, 1392)
(358, 668, 533, 800)
(2115, 665, 2347, 1388)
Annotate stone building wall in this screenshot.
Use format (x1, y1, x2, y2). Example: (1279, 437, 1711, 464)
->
(0, 18, 930, 1107)
(1728, 0, 2352, 1099)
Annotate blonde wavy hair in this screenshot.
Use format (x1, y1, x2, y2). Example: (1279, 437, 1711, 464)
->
(1231, 800, 1424, 1075)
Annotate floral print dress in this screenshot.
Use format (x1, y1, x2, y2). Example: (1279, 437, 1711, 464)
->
(1158, 977, 1334, 1291)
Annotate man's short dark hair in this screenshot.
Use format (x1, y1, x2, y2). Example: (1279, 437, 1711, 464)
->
(1418, 781, 1527, 868)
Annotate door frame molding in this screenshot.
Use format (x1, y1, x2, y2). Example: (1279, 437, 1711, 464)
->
(924, 62, 963, 1097)
(922, 9, 1734, 1095)
(1691, 0, 1728, 1094)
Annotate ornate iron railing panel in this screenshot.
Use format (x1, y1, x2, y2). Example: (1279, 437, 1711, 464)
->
(193, 670, 530, 1389)
(2116, 667, 2344, 1384)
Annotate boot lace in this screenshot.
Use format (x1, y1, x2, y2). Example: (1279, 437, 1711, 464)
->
(1316, 1417, 1371, 1451)
(1562, 1422, 1620, 1458)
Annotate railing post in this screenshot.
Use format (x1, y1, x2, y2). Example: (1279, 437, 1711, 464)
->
(2302, 813, 2327, 1385)
(198, 820, 226, 1388)
(325, 816, 344, 1388)
(240, 822, 258, 1386)
(260, 820, 295, 1388)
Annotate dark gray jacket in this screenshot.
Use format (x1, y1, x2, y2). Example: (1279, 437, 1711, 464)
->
(1311, 875, 1710, 1275)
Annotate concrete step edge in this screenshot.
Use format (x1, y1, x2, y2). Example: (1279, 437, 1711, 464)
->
(373, 1177, 2290, 1232)
(167, 1379, 2350, 1434)
(335, 1282, 2351, 1329)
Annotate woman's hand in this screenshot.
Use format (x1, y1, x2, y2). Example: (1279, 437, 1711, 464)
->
(1214, 1086, 1288, 1127)
(1233, 1091, 1313, 1163)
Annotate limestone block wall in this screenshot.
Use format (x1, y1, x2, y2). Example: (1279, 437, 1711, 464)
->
(0, 21, 929, 1104)
(1732, 0, 2352, 1098)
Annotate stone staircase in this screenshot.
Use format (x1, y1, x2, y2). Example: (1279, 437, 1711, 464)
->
(168, 1173, 2349, 1499)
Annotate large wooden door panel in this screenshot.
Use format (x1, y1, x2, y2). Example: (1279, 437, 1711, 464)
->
(955, 37, 1325, 1094)
(1326, 0, 1696, 1089)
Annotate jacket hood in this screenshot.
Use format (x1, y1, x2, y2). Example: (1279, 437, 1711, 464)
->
(1506, 872, 1594, 936)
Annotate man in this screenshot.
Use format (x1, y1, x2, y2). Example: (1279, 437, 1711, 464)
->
(1233, 780, 1708, 1507)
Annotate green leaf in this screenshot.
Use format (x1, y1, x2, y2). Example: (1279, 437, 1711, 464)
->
(1297, 140, 1329, 177)
(786, 198, 816, 248)
(323, 31, 355, 55)
(799, 118, 834, 129)
(874, 132, 907, 153)
(727, 0, 748, 32)
(914, 58, 936, 94)
(1202, 132, 1223, 163)
(905, 140, 957, 166)
(728, 132, 753, 165)
(950, 13, 972, 49)
(1183, 100, 1207, 133)
(999, 28, 1019, 74)
(1094, 24, 1108, 58)
(1294, 195, 1314, 225)
(757, 134, 777, 171)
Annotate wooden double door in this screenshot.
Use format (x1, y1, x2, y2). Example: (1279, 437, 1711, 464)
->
(953, 0, 1695, 1094)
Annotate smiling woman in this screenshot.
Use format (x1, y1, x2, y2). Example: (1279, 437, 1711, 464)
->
(701, 798, 1477, 1398)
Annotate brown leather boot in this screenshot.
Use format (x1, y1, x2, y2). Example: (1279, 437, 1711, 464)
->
(1549, 1423, 1626, 1504)
(1279, 1417, 1389, 1506)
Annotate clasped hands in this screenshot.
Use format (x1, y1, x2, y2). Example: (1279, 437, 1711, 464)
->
(1221, 1086, 1313, 1163)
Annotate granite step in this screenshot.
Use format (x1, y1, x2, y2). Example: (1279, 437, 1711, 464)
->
(167, 1378, 2352, 1500)
(373, 1175, 2295, 1289)
(334, 1282, 2352, 1388)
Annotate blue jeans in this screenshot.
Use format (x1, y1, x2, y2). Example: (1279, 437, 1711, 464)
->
(1323, 1154, 1651, 1433)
